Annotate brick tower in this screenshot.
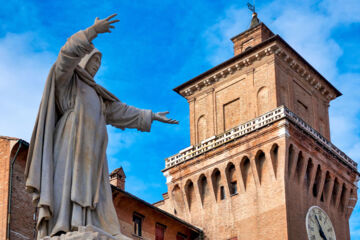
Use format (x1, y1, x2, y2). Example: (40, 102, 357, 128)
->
(154, 13, 359, 240)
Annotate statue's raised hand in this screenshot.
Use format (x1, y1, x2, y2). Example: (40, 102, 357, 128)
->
(93, 14, 120, 34)
(153, 111, 179, 124)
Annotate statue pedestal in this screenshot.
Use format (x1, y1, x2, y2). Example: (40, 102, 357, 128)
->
(41, 225, 131, 240)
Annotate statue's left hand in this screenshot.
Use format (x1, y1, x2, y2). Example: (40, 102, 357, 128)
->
(93, 13, 120, 34)
(153, 111, 179, 124)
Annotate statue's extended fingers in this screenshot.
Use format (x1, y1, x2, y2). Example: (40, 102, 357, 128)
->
(109, 25, 115, 29)
(109, 19, 120, 24)
(105, 13, 118, 21)
(159, 111, 170, 115)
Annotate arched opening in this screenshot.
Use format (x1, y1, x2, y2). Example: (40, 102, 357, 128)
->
(198, 174, 210, 207)
(331, 178, 340, 206)
(312, 165, 322, 198)
(288, 144, 294, 177)
(211, 169, 223, 201)
(240, 156, 252, 190)
(294, 151, 304, 183)
(257, 87, 270, 115)
(255, 150, 266, 184)
(226, 163, 238, 195)
(185, 180, 196, 210)
(197, 115, 206, 143)
(171, 185, 185, 217)
(270, 144, 279, 178)
(304, 158, 314, 190)
(321, 171, 331, 202)
(339, 184, 348, 212)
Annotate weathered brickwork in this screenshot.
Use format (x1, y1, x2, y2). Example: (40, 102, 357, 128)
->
(161, 21, 357, 240)
(0, 138, 11, 240)
(113, 187, 201, 239)
(0, 137, 36, 240)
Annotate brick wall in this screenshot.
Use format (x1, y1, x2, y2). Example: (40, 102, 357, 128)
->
(0, 138, 11, 240)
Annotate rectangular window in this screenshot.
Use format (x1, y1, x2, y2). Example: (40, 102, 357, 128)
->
(230, 181, 238, 195)
(133, 212, 144, 236)
(155, 223, 166, 240)
(220, 186, 225, 200)
(177, 232, 188, 240)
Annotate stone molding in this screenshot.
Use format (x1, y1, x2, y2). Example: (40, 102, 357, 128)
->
(179, 43, 337, 102)
(164, 106, 357, 172)
(274, 47, 336, 101)
(179, 44, 279, 97)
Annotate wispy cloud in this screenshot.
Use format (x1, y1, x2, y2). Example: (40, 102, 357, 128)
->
(0, 32, 55, 140)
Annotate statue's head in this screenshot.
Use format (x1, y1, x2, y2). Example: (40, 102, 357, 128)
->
(79, 48, 102, 77)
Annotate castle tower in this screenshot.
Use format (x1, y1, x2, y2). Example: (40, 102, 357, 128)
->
(154, 13, 359, 240)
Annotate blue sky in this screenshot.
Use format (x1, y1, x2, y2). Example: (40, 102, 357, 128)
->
(0, 0, 359, 237)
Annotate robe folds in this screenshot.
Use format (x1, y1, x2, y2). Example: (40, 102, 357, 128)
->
(25, 29, 152, 239)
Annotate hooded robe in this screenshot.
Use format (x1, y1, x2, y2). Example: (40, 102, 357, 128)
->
(25, 29, 152, 238)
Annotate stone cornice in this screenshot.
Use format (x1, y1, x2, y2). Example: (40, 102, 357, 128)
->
(178, 42, 338, 101)
(179, 44, 279, 97)
(274, 46, 337, 101)
(163, 106, 358, 173)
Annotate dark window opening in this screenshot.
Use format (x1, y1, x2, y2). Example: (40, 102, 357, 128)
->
(230, 181, 238, 195)
(133, 212, 144, 237)
(220, 186, 226, 200)
(155, 223, 167, 240)
(177, 232, 188, 240)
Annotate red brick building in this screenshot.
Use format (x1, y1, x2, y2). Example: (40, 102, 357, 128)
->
(0, 137, 35, 240)
(155, 13, 359, 240)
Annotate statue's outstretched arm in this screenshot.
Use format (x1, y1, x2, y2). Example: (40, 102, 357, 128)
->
(55, 14, 119, 87)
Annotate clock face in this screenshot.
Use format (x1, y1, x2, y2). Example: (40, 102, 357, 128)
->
(306, 206, 336, 240)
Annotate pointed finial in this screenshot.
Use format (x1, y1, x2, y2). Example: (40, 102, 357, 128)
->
(247, 2, 260, 28)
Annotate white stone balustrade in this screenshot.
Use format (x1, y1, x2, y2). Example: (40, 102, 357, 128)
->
(165, 106, 357, 171)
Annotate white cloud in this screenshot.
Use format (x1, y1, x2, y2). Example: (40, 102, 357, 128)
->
(0, 32, 55, 140)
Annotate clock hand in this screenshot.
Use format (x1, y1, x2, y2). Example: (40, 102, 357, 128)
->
(315, 215, 328, 240)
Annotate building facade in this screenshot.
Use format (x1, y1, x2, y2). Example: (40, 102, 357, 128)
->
(154, 14, 359, 240)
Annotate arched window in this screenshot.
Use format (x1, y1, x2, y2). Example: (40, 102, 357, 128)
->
(257, 87, 270, 115)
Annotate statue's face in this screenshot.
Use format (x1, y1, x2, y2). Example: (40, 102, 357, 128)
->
(85, 53, 101, 77)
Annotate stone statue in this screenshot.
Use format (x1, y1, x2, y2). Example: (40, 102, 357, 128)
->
(24, 14, 178, 239)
